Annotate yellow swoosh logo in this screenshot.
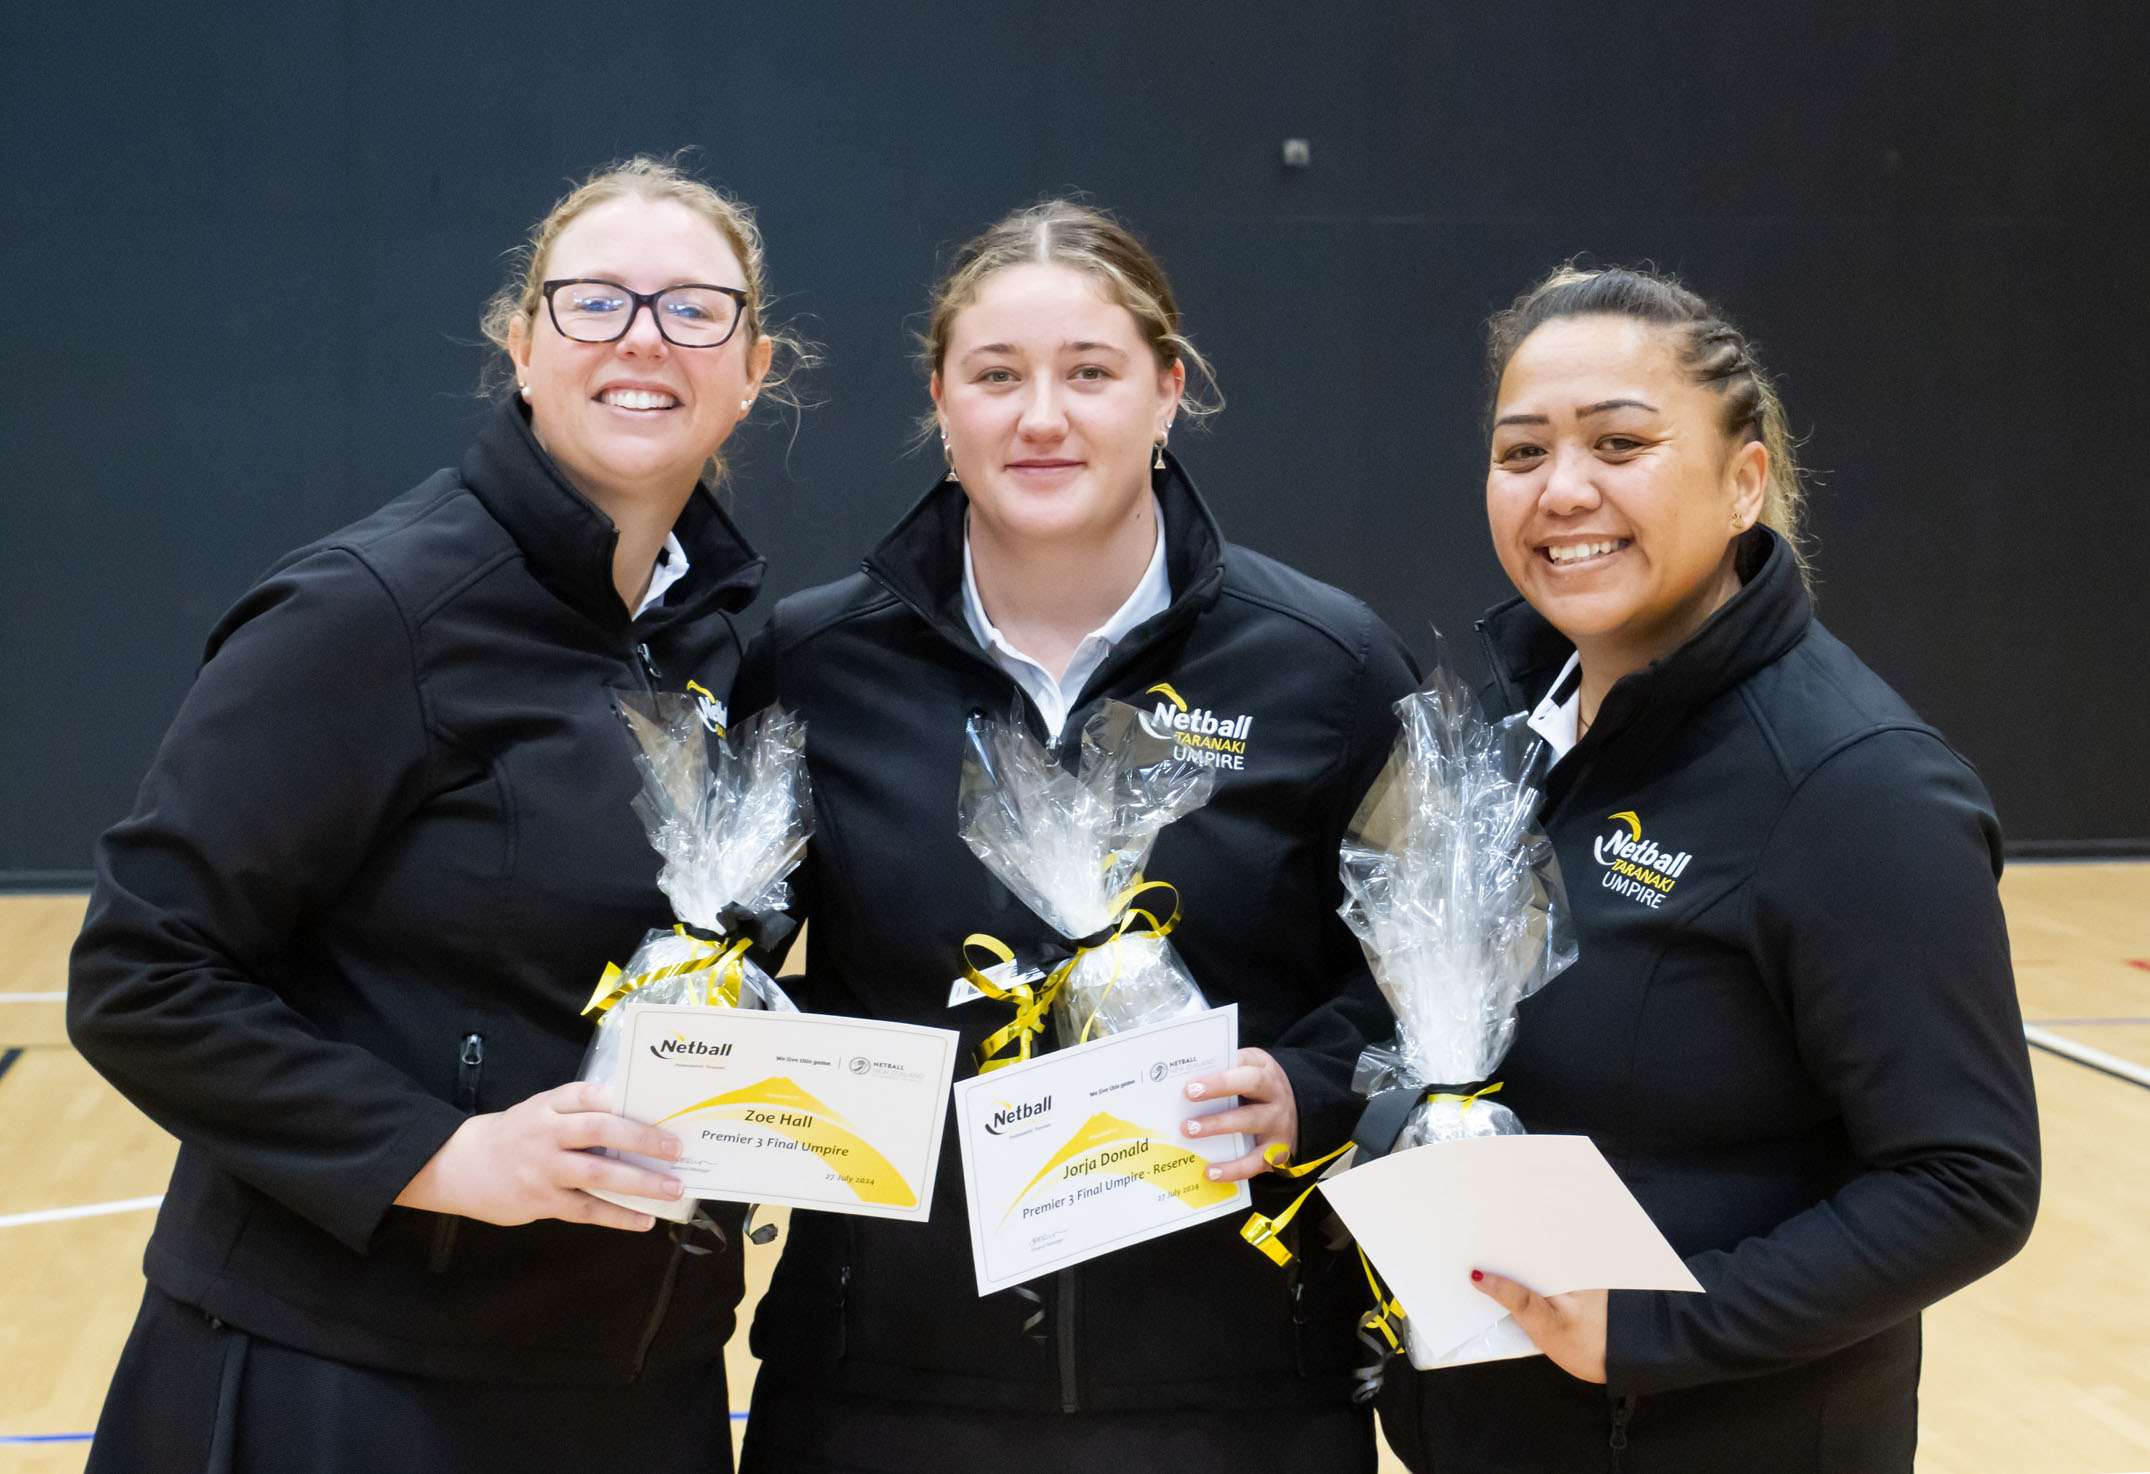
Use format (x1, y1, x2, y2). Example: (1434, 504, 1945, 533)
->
(1144, 682, 1189, 712)
(1002, 1110, 1235, 1223)
(657, 1075, 917, 1207)
(1608, 809, 1643, 841)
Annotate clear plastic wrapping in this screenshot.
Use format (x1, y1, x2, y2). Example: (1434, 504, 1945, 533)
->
(579, 698, 809, 1112)
(957, 700, 1214, 1048)
(1336, 656, 1577, 1367)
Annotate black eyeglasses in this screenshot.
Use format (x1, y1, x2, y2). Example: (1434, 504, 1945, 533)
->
(541, 278, 749, 348)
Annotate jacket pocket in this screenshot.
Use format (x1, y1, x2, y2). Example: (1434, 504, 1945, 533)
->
(426, 1031, 485, 1274)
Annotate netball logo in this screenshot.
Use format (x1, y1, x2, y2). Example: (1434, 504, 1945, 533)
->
(685, 679, 729, 737)
(1593, 810, 1694, 911)
(1138, 682, 1254, 771)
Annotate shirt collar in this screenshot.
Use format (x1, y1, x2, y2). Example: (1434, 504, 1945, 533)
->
(1526, 651, 1584, 765)
(959, 497, 1171, 663)
(634, 532, 691, 617)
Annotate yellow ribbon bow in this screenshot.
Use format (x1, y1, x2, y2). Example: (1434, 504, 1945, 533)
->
(963, 877, 1182, 1072)
(583, 925, 754, 1017)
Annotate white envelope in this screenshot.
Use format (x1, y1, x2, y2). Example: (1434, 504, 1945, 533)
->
(614, 1004, 960, 1222)
(952, 1005, 1252, 1295)
(1318, 1134, 1704, 1366)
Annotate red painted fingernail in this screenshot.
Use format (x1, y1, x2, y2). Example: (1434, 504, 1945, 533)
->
(1470, 1269, 1484, 1282)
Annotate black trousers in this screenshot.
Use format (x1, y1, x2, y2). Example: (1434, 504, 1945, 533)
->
(87, 1287, 735, 1474)
(739, 1372, 1376, 1474)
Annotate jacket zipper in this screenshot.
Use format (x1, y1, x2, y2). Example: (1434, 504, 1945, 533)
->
(1056, 1267, 1080, 1412)
(426, 1032, 485, 1273)
(1608, 1394, 1636, 1470)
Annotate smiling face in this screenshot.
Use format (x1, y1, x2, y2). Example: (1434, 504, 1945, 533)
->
(931, 262, 1182, 550)
(1486, 313, 1766, 672)
(509, 194, 771, 511)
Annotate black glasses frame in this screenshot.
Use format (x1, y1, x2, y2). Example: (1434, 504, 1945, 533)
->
(541, 278, 749, 348)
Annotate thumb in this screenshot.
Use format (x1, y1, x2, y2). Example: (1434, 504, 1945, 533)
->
(1470, 1269, 1545, 1327)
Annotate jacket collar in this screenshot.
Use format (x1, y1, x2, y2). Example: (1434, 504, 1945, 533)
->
(1476, 526, 1811, 764)
(460, 396, 765, 634)
(862, 450, 1229, 658)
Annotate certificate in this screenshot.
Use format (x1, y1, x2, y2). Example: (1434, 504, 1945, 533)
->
(615, 1005, 960, 1222)
(952, 1005, 1252, 1295)
(1317, 1133, 1704, 1367)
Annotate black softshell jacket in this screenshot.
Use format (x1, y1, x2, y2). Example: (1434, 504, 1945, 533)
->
(733, 459, 1421, 1414)
(1380, 530, 2040, 1473)
(68, 398, 765, 1384)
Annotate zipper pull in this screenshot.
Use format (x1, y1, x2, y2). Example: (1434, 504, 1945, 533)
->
(456, 1032, 485, 1112)
(1609, 1394, 1636, 1462)
(635, 642, 660, 683)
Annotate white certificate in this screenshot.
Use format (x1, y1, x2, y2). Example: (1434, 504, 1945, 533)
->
(952, 1005, 1252, 1296)
(616, 1005, 959, 1222)
(1317, 1133, 1705, 1367)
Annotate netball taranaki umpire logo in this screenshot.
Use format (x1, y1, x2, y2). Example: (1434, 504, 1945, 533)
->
(1138, 682, 1255, 771)
(1593, 810, 1694, 911)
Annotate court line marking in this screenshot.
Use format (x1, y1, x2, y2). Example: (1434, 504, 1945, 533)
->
(2025, 1025, 2150, 1090)
(0, 1195, 163, 1230)
(0, 1049, 19, 1086)
(0, 993, 65, 1003)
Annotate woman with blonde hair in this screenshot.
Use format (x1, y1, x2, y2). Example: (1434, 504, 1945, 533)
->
(1378, 264, 2040, 1471)
(69, 155, 799, 1472)
(731, 200, 1417, 1472)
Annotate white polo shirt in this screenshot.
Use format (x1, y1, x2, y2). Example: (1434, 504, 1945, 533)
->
(960, 503, 1171, 741)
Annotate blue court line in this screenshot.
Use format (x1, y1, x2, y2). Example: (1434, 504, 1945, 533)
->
(0, 1048, 21, 1086)
(3, 1420, 750, 1443)
(0, 1433, 94, 1443)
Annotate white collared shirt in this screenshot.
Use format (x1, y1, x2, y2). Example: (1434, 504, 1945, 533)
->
(1526, 651, 1584, 765)
(633, 533, 691, 618)
(961, 501, 1171, 741)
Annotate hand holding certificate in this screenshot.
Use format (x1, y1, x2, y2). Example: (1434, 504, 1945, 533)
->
(953, 1007, 1251, 1294)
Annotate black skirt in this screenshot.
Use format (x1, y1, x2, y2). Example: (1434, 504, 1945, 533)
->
(86, 1287, 736, 1474)
(738, 1373, 1375, 1474)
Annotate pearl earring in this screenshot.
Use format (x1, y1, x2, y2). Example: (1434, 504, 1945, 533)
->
(518, 382, 532, 402)
(739, 398, 752, 412)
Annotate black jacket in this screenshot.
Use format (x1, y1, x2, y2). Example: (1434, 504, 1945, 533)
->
(68, 398, 765, 1385)
(1382, 530, 2040, 1473)
(733, 460, 1420, 1414)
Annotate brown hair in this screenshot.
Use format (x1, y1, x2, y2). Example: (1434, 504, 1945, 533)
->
(918, 199, 1220, 444)
(479, 153, 812, 461)
(1486, 263, 1810, 585)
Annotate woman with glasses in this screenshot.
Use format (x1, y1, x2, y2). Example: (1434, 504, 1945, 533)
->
(67, 155, 799, 1473)
(729, 200, 1417, 1473)
(1374, 264, 2039, 1472)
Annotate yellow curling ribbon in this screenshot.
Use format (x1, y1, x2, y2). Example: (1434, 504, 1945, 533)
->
(1238, 1140, 1353, 1268)
(583, 926, 753, 1016)
(1238, 1083, 1506, 1269)
(963, 877, 1183, 1073)
(1357, 1245, 1407, 1353)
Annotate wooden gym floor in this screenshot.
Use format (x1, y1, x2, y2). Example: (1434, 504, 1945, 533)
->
(3, 864, 2147, 1472)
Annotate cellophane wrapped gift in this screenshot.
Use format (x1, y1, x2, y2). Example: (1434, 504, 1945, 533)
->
(1337, 656, 1578, 1366)
(958, 700, 1214, 1051)
(578, 697, 810, 1220)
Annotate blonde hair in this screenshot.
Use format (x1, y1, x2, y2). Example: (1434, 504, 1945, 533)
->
(1487, 262, 1811, 587)
(480, 153, 813, 470)
(917, 199, 1220, 444)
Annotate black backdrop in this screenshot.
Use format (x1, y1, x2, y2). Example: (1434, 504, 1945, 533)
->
(5, 2, 2146, 882)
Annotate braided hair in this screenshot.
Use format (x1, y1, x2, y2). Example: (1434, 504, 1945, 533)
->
(1485, 265, 1809, 586)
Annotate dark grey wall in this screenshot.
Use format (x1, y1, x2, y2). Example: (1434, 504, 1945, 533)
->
(5, 3, 2146, 880)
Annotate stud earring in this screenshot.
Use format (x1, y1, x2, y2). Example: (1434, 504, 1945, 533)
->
(518, 382, 532, 402)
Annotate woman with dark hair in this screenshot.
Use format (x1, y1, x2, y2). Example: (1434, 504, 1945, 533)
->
(731, 200, 1418, 1472)
(1378, 265, 2041, 1472)
(67, 156, 801, 1473)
